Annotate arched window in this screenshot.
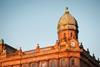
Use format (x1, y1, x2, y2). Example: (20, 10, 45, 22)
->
(22, 63, 29, 67)
(64, 33, 66, 38)
(30, 63, 37, 67)
(61, 58, 67, 67)
(40, 61, 47, 67)
(64, 33, 67, 41)
(51, 61, 56, 67)
(70, 58, 75, 66)
(49, 60, 57, 67)
(70, 32, 72, 38)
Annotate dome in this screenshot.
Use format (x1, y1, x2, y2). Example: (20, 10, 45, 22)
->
(57, 8, 78, 32)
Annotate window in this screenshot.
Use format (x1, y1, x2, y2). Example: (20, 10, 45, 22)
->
(51, 62, 55, 67)
(41, 62, 47, 67)
(22, 64, 29, 67)
(64, 33, 66, 38)
(40, 61, 47, 67)
(13, 65, 20, 67)
(31, 63, 37, 67)
(70, 32, 72, 38)
(64, 33, 67, 41)
(70, 58, 75, 66)
(61, 58, 67, 67)
(50, 60, 57, 67)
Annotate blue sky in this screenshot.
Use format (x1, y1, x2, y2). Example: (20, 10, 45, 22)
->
(0, 0, 100, 59)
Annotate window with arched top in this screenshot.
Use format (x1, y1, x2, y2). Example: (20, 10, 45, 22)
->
(40, 61, 48, 67)
(49, 60, 57, 67)
(70, 58, 75, 66)
(64, 33, 66, 37)
(13, 65, 20, 67)
(61, 58, 67, 67)
(64, 33, 67, 42)
(70, 32, 72, 38)
(30, 63, 37, 67)
(22, 63, 29, 67)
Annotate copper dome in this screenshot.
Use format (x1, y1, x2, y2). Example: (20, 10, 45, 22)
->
(57, 8, 78, 32)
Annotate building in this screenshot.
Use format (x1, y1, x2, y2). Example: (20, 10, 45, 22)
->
(0, 8, 100, 67)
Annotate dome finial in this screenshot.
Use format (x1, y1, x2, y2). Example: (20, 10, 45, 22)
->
(64, 7, 69, 13)
(66, 7, 68, 10)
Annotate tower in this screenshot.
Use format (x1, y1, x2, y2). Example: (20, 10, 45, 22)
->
(57, 7, 78, 42)
(57, 7, 80, 49)
(57, 8, 80, 67)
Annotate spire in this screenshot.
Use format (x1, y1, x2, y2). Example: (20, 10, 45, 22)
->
(80, 42, 84, 49)
(19, 47, 22, 52)
(18, 47, 22, 56)
(36, 44, 40, 49)
(0, 39, 4, 44)
(92, 53, 96, 59)
(35, 44, 40, 52)
(87, 48, 90, 54)
(98, 58, 100, 62)
(64, 7, 69, 14)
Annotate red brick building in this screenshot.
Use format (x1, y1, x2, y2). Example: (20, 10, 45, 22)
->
(0, 8, 100, 67)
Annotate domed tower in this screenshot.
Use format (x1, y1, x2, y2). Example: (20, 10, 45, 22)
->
(57, 7, 79, 42)
(57, 8, 80, 67)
